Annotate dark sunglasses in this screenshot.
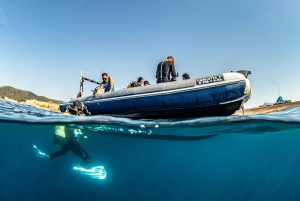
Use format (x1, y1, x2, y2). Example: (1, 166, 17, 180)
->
(102, 77, 107, 80)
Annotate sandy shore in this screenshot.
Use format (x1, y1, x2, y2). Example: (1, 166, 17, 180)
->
(234, 101, 300, 115)
(1, 98, 60, 112)
(25, 99, 60, 112)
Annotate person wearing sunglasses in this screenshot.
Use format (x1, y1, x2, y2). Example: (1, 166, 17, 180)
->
(94, 73, 114, 97)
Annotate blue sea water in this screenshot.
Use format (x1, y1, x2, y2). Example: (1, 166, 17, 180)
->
(1, 100, 300, 201)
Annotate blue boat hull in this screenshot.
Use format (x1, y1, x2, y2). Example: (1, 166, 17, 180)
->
(60, 72, 251, 119)
(114, 99, 244, 119)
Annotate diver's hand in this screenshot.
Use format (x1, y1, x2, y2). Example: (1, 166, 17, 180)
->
(94, 93, 98, 97)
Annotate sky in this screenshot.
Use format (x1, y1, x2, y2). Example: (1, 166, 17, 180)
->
(0, 0, 300, 108)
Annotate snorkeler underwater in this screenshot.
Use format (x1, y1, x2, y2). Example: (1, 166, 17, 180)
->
(33, 126, 106, 180)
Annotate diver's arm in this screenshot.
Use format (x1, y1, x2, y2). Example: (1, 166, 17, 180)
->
(156, 63, 160, 78)
(94, 84, 104, 97)
(108, 77, 114, 92)
(170, 63, 177, 78)
(53, 134, 58, 145)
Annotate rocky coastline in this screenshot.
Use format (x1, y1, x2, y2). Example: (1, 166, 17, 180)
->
(0, 97, 60, 112)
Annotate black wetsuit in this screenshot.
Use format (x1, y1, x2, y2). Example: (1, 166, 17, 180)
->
(156, 60, 177, 83)
(49, 128, 91, 161)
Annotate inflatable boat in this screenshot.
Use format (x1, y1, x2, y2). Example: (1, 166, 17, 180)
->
(60, 70, 252, 119)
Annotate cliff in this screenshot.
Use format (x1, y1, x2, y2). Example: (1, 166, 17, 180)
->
(0, 86, 60, 104)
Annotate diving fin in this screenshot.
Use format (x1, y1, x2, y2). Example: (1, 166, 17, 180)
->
(33, 145, 50, 161)
(73, 166, 107, 180)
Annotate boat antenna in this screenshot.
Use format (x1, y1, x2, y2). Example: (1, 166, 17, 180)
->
(80, 71, 84, 92)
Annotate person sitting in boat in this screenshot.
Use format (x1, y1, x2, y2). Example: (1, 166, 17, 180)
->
(94, 73, 114, 97)
(127, 77, 144, 88)
(156, 56, 178, 83)
(144, 80, 150, 86)
(137, 77, 144, 87)
(182, 73, 190, 80)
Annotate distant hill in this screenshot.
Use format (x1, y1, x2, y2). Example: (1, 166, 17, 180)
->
(0, 86, 61, 104)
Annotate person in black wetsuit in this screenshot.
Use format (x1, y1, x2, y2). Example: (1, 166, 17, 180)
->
(34, 126, 92, 167)
(34, 100, 92, 167)
(156, 56, 178, 83)
(51, 126, 92, 166)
